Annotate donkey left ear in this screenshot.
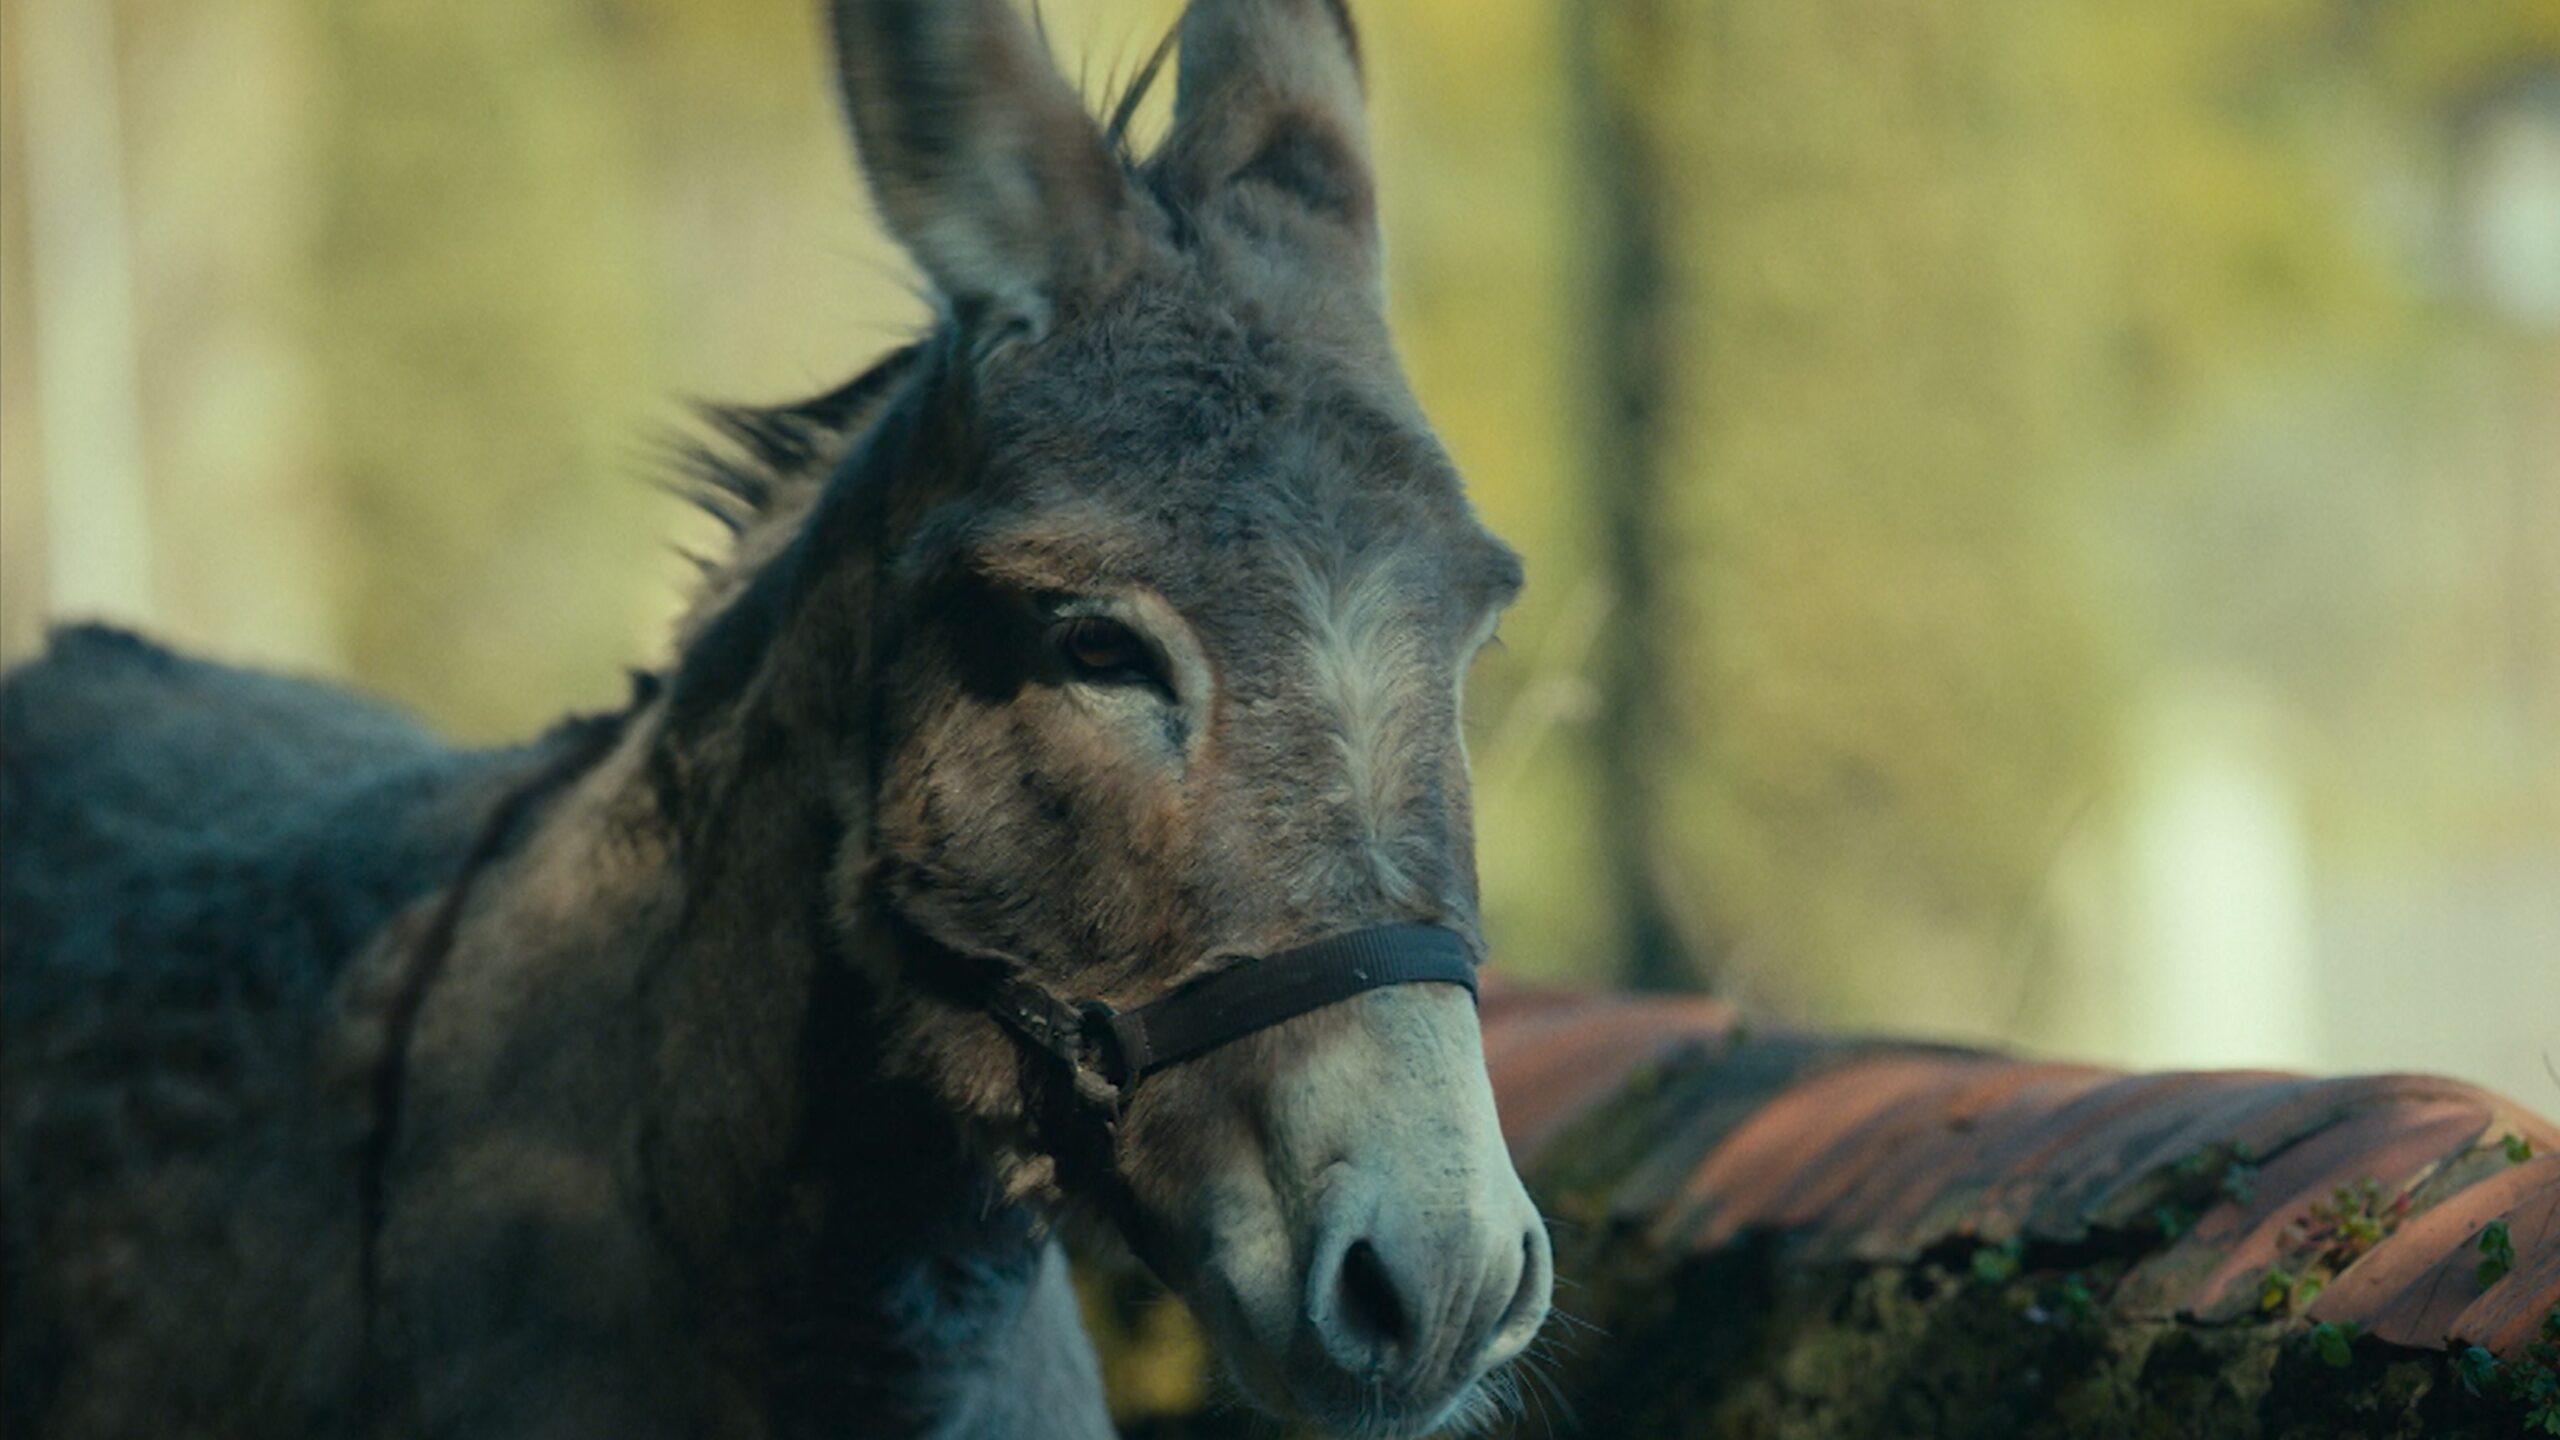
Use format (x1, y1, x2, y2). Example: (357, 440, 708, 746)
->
(1163, 0, 1379, 279)
(826, 0, 1138, 338)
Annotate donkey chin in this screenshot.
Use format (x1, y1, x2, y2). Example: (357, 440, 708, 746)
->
(1111, 983, 1554, 1439)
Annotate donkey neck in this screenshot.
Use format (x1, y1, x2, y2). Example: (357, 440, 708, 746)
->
(492, 339, 1109, 1433)
(631, 361, 953, 1256)
(613, 698, 1081, 1434)
(374, 682, 1080, 1436)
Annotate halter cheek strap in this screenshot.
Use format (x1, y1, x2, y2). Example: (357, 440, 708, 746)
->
(979, 922, 1479, 1100)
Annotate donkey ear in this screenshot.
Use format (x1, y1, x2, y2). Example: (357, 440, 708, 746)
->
(826, 0, 1137, 334)
(1165, 0, 1378, 267)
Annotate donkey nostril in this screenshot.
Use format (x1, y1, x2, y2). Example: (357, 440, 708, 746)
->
(1335, 1239, 1412, 1355)
(1488, 1227, 1554, 1363)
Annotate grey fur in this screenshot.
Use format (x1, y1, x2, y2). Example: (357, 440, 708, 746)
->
(3, 4, 1545, 1437)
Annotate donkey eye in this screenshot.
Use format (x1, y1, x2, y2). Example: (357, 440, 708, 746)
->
(1054, 617, 1159, 687)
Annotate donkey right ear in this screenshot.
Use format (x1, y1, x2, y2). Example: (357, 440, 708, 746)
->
(825, 0, 1138, 337)
(1162, 0, 1378, 286)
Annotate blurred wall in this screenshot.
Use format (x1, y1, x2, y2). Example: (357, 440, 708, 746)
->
(3, 0, 2555, 1103)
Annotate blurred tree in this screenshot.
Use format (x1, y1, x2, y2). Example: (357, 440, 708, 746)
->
(1630, 0, 2116, 1031)
(1568, 0, 1700, 990)
(14, 0, 154, 633)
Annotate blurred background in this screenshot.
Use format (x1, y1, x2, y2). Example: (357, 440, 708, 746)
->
(4, 0, 2556, 1104)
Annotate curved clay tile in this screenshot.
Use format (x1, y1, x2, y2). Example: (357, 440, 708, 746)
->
(1482, 982, 2560, 1366)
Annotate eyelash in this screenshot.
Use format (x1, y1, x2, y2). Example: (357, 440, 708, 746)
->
(1052, 615, 1168, 693)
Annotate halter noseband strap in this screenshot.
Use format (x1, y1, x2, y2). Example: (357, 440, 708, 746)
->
(980, 922, 1479, 1099)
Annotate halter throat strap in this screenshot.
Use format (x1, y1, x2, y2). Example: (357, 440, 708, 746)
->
(980, 922, 1478, 1098)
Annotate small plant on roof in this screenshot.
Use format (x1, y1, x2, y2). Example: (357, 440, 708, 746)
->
(2257, 1266, 2323, 1316)
(2458, 1309, 2560, 1434)
(2506, 1307, 2560, 1435)
(2477, 1219, 2517, 1287)
(2247, 1177, 2414, 1320)
(2307, 1319, 2361, 1369)
(2454, 1344, 2501, 1397)
(2283, 1177, 2410, 1274)
(2522, 1352, 2560, 1436)
(2219, 1158, 2258, 1206)
(1970, 1238, 2024, 1286)
(2147, 1142, 2259, 1242)
(2054, 1271, 2096, 1320)
(2172, 1141, 2255, 1185)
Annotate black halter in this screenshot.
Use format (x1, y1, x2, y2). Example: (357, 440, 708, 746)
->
(976, 922, 1479, 1101)
(911, 917, 1484, 1112)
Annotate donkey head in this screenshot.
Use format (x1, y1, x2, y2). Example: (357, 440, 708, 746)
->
(768, 1, 1551, 1430)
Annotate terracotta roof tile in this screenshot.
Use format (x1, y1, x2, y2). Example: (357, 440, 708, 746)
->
(2311, 1153, 2559, 1346)
(2120, 1098, 2490, 1320)
(2447, 1166, 2560, 1356)
(1482, 984, 2560, 1363)
(2057, 1074, 2321, 1234)
(1478, 985, 1736, 1156)
(2012, 1072, 2308, 1242)
(1651, 1053, 1994, 1251)
(1830, 1061, 2115, 1260)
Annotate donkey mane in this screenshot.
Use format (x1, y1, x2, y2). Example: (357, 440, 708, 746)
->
(668, 346, 920, 648)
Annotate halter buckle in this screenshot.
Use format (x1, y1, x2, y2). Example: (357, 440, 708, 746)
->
(1073, 1000, 1134, 1092)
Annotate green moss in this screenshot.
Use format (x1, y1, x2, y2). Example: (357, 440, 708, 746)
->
(1524, 1221, 2546, 1440)
(2475, 1221, 2516, 1287)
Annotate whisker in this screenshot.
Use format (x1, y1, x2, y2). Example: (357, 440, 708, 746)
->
(1525, 1351, 1579, 1434)
(1541, 1302, 1608, 1340)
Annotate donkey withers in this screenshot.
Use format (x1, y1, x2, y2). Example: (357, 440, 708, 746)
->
(1, 2, 1549, 1436)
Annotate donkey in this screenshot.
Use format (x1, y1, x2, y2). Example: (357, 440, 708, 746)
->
(1, 1, 1548, 1436)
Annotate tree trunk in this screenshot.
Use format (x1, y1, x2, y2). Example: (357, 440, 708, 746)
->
(1566, 0, 1694, 991)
